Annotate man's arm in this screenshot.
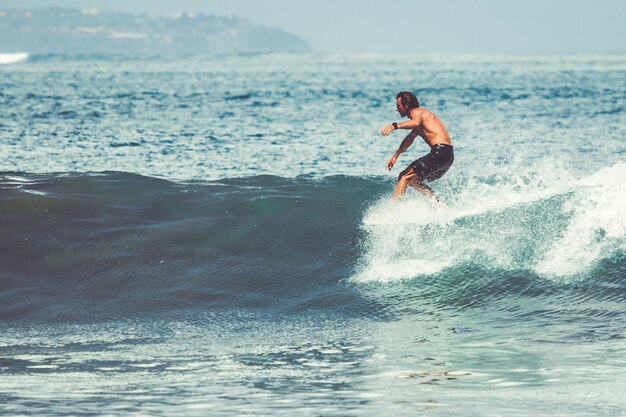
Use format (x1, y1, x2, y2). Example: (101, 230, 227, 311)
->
(379, 110, 423, 136)
(386, 130, 419, 171)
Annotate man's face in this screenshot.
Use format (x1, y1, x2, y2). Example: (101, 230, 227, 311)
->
(396, 98, 409, 117)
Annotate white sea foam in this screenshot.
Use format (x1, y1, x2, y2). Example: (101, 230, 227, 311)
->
(0, 52, 28, 64)
(354, 161, 625, 282)
(535, 162, 626, 277)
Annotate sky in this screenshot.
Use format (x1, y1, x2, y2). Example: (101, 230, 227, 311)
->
(2, 0, 625, 54)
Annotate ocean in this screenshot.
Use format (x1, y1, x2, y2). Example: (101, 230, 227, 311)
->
(1, 53, 625, 416)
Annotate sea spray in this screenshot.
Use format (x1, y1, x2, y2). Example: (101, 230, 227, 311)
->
(535, 162, 626, 277)
(354, 162, 625, 282)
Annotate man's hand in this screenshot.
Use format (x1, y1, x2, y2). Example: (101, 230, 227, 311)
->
(379, 124, 396, 136)
(386, 155, 398, 171)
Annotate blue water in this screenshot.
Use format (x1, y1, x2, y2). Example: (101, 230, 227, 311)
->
(1, 54, 625, 416)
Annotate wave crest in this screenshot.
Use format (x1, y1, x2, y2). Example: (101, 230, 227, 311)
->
(354, 162, 626, 282)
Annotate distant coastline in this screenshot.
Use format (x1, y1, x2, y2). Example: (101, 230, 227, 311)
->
(0, 8, 312, 55)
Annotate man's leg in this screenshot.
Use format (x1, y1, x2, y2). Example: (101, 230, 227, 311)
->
(393, 169, 442, 203)
(407, 176, 439, 201)
(410, 176, 447, 205)
(392, 167, 413, 200)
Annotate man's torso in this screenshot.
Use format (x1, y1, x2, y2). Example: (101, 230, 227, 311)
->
(410, 108, 452, 147)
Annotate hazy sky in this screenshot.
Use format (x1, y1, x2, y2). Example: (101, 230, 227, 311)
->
(3, 0, 625, 54)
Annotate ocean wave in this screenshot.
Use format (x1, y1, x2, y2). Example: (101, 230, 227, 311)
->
(354, 161, 626, 282)
(0, 173, 383, 322)
(0, 168, 623, 322)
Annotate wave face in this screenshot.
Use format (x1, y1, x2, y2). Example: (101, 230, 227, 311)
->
(1, 168, 624, 323)
(0, 173, 383, 322)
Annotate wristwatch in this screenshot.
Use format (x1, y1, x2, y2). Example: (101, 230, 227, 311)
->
(392, 122, 398, 130)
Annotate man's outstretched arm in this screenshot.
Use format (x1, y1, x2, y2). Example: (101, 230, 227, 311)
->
(386, 130, 419, 171)
(379, 110, 423, 136)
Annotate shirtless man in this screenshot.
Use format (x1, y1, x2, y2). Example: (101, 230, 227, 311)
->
(379, 92, 454, 202)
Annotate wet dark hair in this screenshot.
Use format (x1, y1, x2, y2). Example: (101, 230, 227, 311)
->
(396, 91, 420, 109)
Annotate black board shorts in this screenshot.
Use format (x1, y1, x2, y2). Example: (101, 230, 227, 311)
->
(408, 144, 454, 181)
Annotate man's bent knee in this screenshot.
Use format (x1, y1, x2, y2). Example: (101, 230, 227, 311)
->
(398, 168, 421, 183)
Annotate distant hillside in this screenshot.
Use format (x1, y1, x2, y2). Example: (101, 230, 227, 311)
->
(0, 8, 312, 54)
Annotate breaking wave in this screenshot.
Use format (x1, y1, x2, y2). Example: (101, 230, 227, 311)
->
(1, 164, 624, 322)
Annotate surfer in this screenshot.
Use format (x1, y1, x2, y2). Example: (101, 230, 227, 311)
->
(379, 91, 454, 202)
